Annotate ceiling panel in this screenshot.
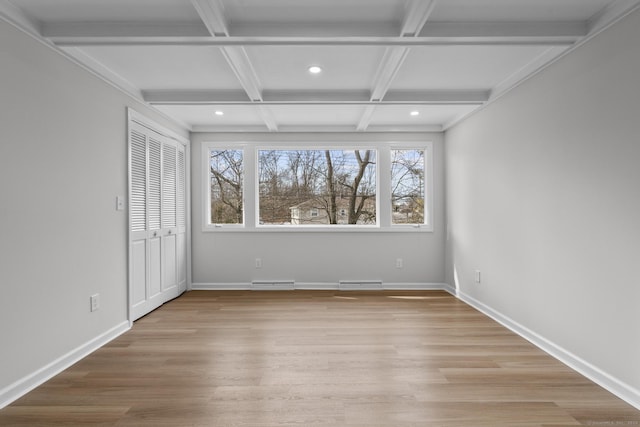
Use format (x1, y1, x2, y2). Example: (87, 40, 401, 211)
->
(268, 105, 365, 127)
(71, 46, 243, 91)
(247, 46, 386, 91)
(389, 45, 552, 91)
(223, 0, 405, 26)
(368, 105, 480, 128)
(154, 105, 268, 128)
(12, 0, 200, 22)
(430, 0, 611, 22)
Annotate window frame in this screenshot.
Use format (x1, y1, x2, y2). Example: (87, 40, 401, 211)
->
(203, 144, 247, 230)
(390, 147, 430, 228)
(202, 141, 433, 233)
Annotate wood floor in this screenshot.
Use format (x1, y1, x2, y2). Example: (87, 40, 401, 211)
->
(1, 290, 638, 426)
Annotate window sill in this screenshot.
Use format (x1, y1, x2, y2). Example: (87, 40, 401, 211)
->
(203, 225, 434, 233)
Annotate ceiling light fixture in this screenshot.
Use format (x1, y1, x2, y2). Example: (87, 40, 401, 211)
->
(308, 65, 322, 74)
(214, 110, 224, 116)
(410, 111, 420, 116)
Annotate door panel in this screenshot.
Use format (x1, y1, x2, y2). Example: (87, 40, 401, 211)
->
(162, 233, 177, 292)
(149, 236, 162, 298)
(177, 233, 186, 289)
(131, 240, 147, 306)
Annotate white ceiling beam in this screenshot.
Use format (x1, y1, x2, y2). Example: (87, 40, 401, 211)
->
(191, 124, 444, 133)
(190, 0, 228, 36)
(41, 21, 590, 41)
(48, 32, 584, 48)
(402, 0, 438, 36)
(191, 0, 277, 130)
(257, 106, 278, 132)
(219, 47, 263, 102)
(369, 47, 411, 102)
(357, 0, 437, 131)
(356, 105, 378, 132)
(143, 89, 488, 105)
(41, 21, 592, 41)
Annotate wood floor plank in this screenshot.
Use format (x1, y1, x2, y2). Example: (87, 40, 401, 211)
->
(1, 290, 638, 426)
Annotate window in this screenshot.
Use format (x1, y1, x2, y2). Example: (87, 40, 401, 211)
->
(204, 142, 432, 231)
(258, 149, 376, 226)
(391, 149, 425, 225)
(209, 149, 243, 224)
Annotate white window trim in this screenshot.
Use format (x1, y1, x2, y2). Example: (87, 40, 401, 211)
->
(389, 145, 433, 231)
(202, 143, 248, 231)
(202, 141, 433, 233)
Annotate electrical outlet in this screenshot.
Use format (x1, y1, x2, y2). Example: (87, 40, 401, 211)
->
(90, 294, 100, 312)
(255, 258, 262, 268)
(396, 258, 403, 269)
(475, 270, 481, 284)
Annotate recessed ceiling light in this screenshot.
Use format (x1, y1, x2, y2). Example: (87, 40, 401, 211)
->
(410, 111, 420, 116)
(214, 110, 224, 116)
(308, 65, 322, 74)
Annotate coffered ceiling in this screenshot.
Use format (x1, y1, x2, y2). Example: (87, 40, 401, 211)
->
(2, 0, 638, 132)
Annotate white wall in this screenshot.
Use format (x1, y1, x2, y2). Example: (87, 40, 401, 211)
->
(445, 8, 640, 407)
(191, 132, 446, 287)
(0, 19, 188, 405)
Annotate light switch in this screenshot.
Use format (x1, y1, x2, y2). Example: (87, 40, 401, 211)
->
(116, 196, 125, 211)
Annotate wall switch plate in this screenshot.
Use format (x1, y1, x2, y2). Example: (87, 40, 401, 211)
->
(396, 258, 403, 268)
(116, 196, 125, 211)
(475, 270, 481, 284)
(255, 258, 262, 268)
(90, 294, 100, 312)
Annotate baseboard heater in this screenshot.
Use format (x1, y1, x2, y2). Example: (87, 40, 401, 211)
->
(251, 280, 295, 290)
(338, 280, 383, 290)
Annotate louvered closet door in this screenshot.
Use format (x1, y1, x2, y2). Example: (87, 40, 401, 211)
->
(129, 119, 187, 321)
(161, 141, 178, 295)
(176, 145, 187, 290)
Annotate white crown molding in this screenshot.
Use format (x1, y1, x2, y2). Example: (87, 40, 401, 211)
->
(0, 0, 41, 35)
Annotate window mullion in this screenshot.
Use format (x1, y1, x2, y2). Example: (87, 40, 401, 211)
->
(244, 146, 257, 229)
(378, 146, 392, 228)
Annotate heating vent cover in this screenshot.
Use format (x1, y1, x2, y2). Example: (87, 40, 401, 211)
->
(338, 280, 383, 290)
(251, 281, 295, 290)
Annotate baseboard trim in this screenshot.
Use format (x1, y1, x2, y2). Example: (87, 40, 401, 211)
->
(447, 287, 640, 411)
(191, 282, 450, 291)
(0, 321, 130, 409)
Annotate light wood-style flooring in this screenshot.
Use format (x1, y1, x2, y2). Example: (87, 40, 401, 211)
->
(1, 290, 638, 426)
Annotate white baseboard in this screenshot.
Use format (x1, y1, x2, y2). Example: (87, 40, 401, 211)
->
(191, 283, 251, 290)
(0, 321, 130, 409)
(191, 282, 450, 291)
(384, 282, 449, 290)
(448, 287, 640, 411)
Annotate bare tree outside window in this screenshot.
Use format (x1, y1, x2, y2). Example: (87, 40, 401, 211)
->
(258, 149, 376, 225)
(210, 149, 243, 224)
(391, 149, 425, 224)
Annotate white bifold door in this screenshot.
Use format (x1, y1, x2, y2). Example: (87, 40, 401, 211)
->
(129, 115, 187, 321)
